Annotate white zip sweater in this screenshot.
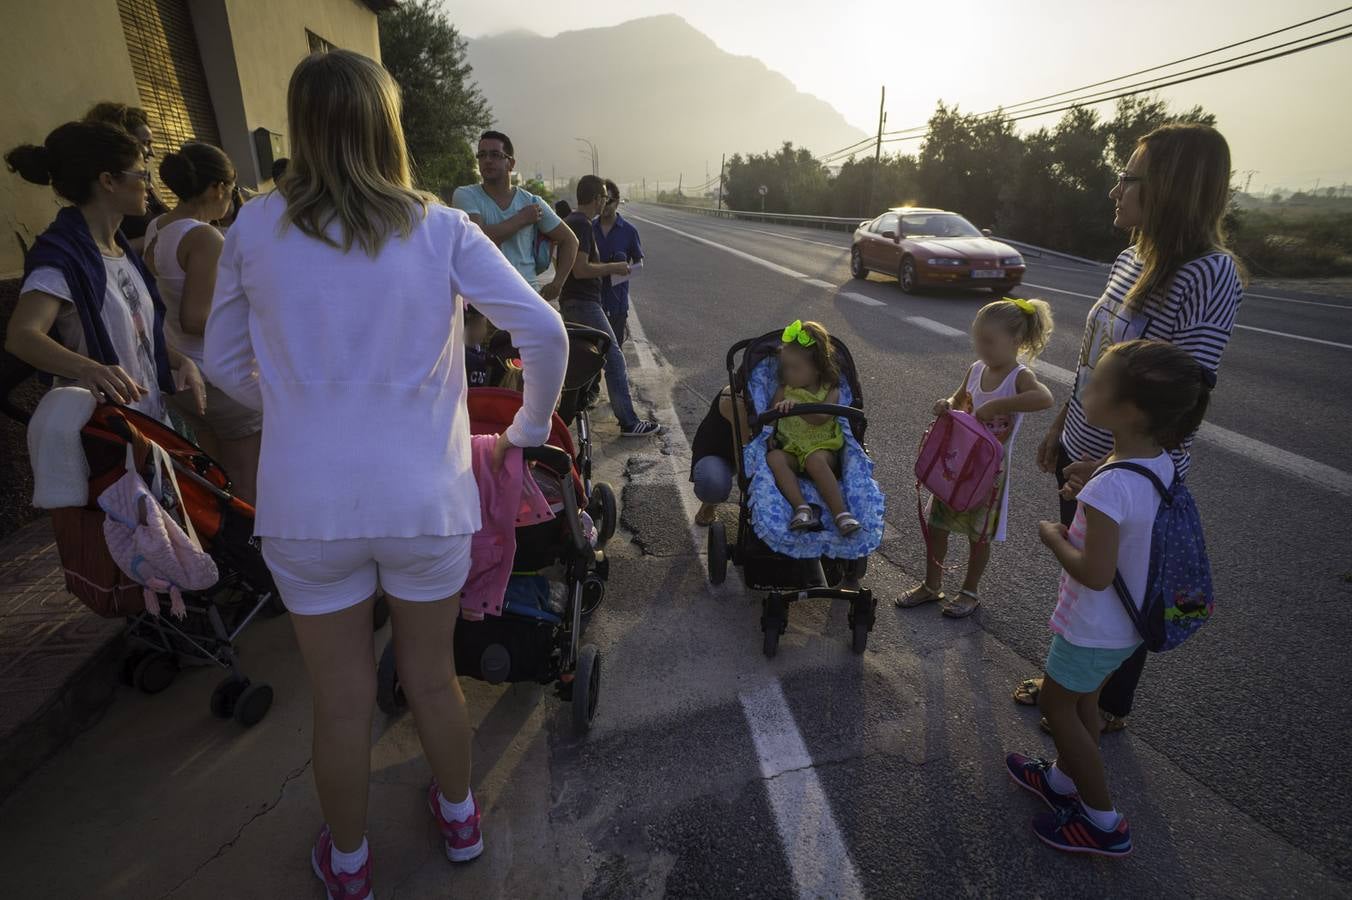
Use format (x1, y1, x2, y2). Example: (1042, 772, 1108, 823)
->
(204, 194, 567, 540)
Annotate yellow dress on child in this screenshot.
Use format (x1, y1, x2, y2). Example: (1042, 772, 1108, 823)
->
(774, 385, 844, 470)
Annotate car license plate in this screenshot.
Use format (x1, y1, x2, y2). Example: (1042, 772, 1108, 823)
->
(972, 269, 1004, 279)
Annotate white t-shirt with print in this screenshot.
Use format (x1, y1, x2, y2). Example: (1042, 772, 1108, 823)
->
(21, 254, 167, 422)
(1048, 451, 1175, 649)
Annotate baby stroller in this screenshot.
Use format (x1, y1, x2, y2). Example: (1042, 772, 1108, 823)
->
(376, 388, 608, 733)
(708, 331, 885, 657)
(487, 324, 618, 546)
(48, 404, 284, 727)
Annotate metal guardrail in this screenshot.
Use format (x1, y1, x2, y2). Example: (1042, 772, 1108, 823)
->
(638, 201, 1109, 268)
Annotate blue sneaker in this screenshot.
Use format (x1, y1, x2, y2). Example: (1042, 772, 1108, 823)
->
(1032, 805, 1134, 858)
(1005, 753, 1077, 811)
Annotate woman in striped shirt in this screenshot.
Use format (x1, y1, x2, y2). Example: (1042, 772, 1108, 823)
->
(1014, 123, 1244, 728)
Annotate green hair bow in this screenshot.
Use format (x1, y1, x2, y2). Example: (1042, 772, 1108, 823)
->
(781, 320, 817, 347)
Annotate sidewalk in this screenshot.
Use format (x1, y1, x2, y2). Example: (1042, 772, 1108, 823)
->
(0, 516, 124, 801)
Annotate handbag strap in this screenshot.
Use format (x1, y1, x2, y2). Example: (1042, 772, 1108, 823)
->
(148, 441, 203, 551)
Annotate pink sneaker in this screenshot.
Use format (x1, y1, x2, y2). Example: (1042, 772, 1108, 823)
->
(427, 780, 484, 862)
(310, 825, 373, 899)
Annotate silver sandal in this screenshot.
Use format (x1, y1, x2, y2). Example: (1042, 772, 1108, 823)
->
(789, 504, 821, 531)
(834, 511, 861, 536)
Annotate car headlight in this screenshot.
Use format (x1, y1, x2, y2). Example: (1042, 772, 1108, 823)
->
(927, 258, 965, 266)
(1001, 256, 1024, 267)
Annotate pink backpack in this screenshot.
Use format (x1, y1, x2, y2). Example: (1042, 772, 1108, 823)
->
(98, 442, 219, 618)
(915, 410, 1004, 552)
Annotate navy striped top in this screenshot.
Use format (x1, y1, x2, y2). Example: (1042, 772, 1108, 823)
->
(1061, 246, 1243, 478)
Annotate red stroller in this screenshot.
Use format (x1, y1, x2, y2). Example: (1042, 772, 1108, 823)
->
(47, 404, 289, 727)
(376, 388, 608, 733)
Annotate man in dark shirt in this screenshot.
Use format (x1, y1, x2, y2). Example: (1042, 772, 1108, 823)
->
(559, 175, 660, 437)
(594, 179, 643, 348)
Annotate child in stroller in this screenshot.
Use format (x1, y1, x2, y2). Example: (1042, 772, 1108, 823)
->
(707, 326, 886, 657)
(377, 388, 608, 733)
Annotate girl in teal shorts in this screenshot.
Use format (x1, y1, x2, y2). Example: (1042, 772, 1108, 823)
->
(765, 320, 860, 535)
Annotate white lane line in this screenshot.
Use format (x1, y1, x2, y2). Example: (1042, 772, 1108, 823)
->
(632, 215, 807, 280)
(803, 278, 838, 290)
(627, 300, 865, 899)
(1246, 292, 1350, 310)
(1233, 325, 1352, 350)
(904, 315, 966, 337)
(740, 681, 866, 900)
(1033, 360, 1352, 497)
(841, 291, 886, 307)
(1021, 281, 1352, 351)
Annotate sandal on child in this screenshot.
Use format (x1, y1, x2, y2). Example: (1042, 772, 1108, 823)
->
(834, 511, 861, 536)
(941, 588, 981, 618)
(896, 583, 944, 608)
(1013, 675, 1043, 706)
(789, 504, 821, 531)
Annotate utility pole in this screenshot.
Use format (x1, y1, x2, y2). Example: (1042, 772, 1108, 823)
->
(867, 85, 885, 215)
(716, 153, 725, 211)
(551, 164, 556, 192)
(677, 173, 683, 196)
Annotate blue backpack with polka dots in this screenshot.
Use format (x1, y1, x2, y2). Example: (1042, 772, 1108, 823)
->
(1100, 462, 1215, 652)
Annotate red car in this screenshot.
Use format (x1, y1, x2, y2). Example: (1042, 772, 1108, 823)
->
(850, 207, 1026, 294)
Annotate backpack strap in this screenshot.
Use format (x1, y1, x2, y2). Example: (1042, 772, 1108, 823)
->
(1111, 571, 1151, 644)
(1097, 461, 1173, 505)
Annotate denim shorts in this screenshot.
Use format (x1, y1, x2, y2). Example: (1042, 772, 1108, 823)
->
(261, 535, 471, 616)
(1044, 634, 1143, 694)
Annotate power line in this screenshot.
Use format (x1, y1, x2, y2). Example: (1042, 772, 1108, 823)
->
(873, 24, 1352, 144)
(812, 7, 1352, 161)
(973, 5, 1352, 118)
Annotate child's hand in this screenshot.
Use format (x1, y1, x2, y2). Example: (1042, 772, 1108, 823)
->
(973, 402, 999, 423)
(932, 398, 951, 416)
(775, 400, 795, 414)
(1038, 520, 1069, 547)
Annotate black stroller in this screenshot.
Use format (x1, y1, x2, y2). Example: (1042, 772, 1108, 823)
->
(487, 323, 618, 545)
(707, 331, 882, 658)
(376, 388, 609, 733)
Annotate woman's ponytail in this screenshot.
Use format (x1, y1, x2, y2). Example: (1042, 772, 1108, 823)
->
(4, 144, 54, 186)
(158, 142, 235, 201)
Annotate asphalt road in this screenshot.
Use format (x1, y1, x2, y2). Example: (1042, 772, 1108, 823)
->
(2, 204, 1349, 898)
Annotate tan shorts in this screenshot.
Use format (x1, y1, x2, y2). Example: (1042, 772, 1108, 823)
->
(171, 380, 262, 441)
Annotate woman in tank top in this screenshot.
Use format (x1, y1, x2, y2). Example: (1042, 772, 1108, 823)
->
(145, 142, 262, 503)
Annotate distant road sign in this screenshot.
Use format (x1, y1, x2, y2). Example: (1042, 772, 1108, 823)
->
(757, 185, 768, 196)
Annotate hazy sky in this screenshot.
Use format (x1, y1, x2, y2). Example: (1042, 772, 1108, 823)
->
(446, 0, 1352, 192)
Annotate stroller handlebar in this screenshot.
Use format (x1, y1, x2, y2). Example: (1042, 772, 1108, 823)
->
(521, 444, 573, 476)
(752, 403, 866, 431)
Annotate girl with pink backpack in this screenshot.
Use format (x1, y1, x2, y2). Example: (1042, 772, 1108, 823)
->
(899, 298, 1055, 617)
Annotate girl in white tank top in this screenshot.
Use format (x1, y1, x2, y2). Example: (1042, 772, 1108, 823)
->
(898, 298, 1057, 618)
(145, 142, 262, 503)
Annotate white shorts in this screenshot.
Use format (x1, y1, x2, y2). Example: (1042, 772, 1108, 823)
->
(261, 535, 472, 616)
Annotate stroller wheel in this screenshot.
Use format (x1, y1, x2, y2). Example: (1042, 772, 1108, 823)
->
(376, 642, 406, 715)
(133, 652, 177, 695)
(211, 676, 248, 719)
(851, 619, 870, 654)
(572, 644, 601, 734)
(372, 593, 391, 631)
(589, 482, 617, 547)
(234, 682, 273, 727)
(708, 522, 728, 585)
(122, 649, 150, 686)
(762, 625, 781, 659)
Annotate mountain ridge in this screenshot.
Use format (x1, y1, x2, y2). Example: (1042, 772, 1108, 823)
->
(465, 15, 867, 188)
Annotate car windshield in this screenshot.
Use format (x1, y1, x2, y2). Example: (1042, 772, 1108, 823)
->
(900, 214, 982, 238)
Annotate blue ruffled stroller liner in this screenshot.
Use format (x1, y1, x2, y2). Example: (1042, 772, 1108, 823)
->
(744, 358, 885, 559)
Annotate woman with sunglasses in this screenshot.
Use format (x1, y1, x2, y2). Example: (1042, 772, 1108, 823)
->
(1012, 123, 1244, 732)
(83, 102, 169, 253)
(5, 121, 205, 424)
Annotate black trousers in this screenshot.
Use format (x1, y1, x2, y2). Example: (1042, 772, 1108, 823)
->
(1055, 444, 1146, 717)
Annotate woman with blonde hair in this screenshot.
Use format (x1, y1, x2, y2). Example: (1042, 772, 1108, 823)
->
(1011, 123, 1244, 742)
(204, 50, 567, 898)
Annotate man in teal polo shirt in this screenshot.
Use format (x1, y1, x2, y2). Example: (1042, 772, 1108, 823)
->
(452, 130, 578, 300)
